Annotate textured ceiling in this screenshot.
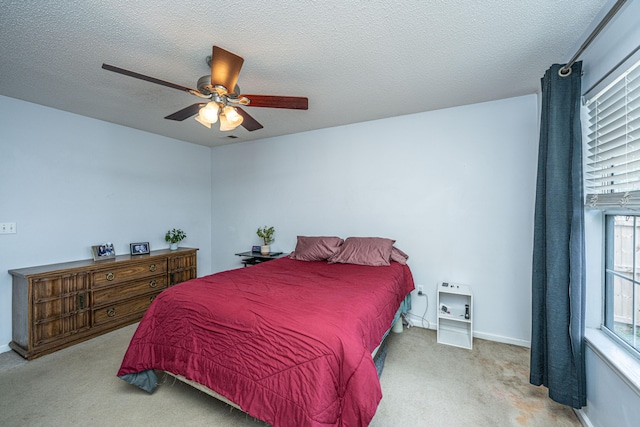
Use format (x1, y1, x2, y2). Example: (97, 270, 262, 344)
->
(0, 0, 608, 147)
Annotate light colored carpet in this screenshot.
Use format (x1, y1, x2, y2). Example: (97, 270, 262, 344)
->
(0, 324, 580, 427)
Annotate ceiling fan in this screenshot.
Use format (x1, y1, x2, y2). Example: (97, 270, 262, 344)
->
(102, 46, 308, 132)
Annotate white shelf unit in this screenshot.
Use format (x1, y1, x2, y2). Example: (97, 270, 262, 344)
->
(436, 282, 473, 349)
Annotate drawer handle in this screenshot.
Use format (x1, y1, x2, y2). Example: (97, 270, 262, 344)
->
(149, 263, 156, 272)
(149, 296, 155, 303)
(106, 272, 115, 281)
(149, 280, 157, 288)
(107, 308, 116, 317)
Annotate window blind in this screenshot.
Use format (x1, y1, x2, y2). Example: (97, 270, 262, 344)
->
(585, 58, 640, 210)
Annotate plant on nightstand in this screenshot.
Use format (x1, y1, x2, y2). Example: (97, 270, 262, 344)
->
(257, 226, 275, 255)
(165, 228, 186, 250)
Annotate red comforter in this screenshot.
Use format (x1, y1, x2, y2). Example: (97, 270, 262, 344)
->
(118, 257, 414, 426)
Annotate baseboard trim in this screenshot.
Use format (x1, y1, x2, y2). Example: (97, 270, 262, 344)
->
(404, 314, 531, 348)
(574, 408, 593, 427)
(404, 313, 435, 330)
(0, 344, 11, 354)
(473, 331, 530, 348)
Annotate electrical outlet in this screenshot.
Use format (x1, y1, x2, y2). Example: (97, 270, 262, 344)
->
(417, 285, 424, 294)
(0, 222, 16, 234)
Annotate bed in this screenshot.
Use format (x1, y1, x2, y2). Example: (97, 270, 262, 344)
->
(117, 237, 414, 427)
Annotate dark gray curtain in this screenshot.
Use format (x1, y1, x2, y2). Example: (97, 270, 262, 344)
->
(530, 61, 586, 409)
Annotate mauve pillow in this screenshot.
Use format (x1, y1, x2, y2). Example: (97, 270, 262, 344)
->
(391, 247, 409, 265)
(289, 236, 344, 261)
(328, 237, 396, 266)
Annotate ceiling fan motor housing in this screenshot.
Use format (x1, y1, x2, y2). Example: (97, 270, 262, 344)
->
(197, 75, 216, 95)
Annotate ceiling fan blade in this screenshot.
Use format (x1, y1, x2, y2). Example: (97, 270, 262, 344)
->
(211, 46, 244, 93)
(102, 63, 198, 93)
(241, 95, 308, 110)
(164, 103, 205, 121)
(236, 107, 264, 131)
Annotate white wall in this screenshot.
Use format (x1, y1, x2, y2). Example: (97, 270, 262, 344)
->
(0, 95, 213, 352)
(211, 94, 539, 346)
(0, 92, 538, 353)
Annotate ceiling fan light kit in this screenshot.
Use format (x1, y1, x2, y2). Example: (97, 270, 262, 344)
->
(198, 102, 219, 123)
(102, 45, 308, 134)
(194, 115, 211, 128)
(219, 106, 244, 131)
(193, 100, 244, 131)
(223, 106, 243, 124)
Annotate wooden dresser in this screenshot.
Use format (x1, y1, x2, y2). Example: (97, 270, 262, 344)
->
(9, 247, 197, 360)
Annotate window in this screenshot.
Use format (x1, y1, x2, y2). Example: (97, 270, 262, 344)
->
(604, 215, 640, 354)
(585, 56, 640, 355)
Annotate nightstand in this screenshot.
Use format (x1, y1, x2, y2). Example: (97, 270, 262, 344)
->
(235, 251, 285, 267)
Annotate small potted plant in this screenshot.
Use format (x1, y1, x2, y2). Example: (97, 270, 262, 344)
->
(256, 226, 275, 255)
(165, 228, 186, 250)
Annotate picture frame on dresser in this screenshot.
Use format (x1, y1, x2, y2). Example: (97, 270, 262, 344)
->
(91, 243, 115, 261)
(130, 242, 150, 256)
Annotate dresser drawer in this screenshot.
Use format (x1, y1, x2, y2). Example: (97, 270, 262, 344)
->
(92, 275, 167, 307)
(93, 260, 167, 286)
(33, 311, 91, 347)
(93, 291, 162, 326)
